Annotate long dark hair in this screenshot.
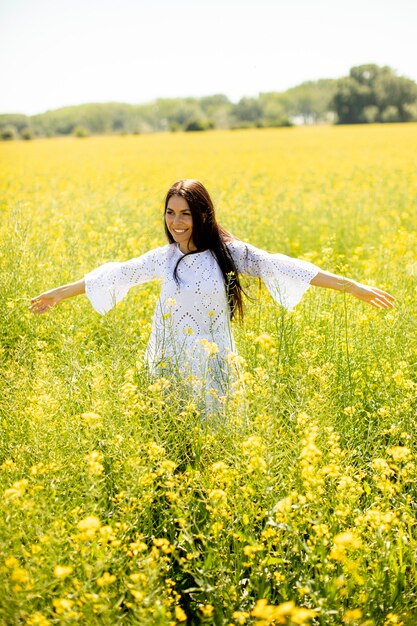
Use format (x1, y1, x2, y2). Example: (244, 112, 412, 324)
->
(164, 179, 244, 320)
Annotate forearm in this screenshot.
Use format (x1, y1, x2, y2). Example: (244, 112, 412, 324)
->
(52, 279, 86, 302)
(310, 270, 356, 294)
(309, 269, 396, 309)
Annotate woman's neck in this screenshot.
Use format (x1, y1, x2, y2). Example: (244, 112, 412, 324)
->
(179, 242, 197, 254)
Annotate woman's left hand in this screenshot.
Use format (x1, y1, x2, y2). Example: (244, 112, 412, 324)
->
(349, 282, 396, 309)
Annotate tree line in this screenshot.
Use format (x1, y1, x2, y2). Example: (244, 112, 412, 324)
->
(1, 64, 416, 140)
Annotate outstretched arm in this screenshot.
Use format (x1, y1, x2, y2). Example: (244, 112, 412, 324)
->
(29, 279, 85, 315)
(310, 270, 395, 309)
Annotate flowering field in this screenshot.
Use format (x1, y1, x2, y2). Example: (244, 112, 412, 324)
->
(0, 125, 416, 625)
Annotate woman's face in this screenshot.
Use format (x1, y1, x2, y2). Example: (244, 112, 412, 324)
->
(165, 195, 195, 253)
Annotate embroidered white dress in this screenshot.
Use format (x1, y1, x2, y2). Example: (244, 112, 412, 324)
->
(84, 239, 320, 408)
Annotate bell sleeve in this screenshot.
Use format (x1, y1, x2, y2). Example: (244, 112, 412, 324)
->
(227, 240, 320, 312)
(84, 246, 166, 315)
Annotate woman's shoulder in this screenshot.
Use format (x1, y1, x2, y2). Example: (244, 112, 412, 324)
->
(224, 236, 251, 252)
(224, 235, 243, 246)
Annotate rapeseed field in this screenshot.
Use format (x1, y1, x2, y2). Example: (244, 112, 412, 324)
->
(0, 125, 416, 625)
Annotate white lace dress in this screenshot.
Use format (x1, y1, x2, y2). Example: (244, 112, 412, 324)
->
(84, 239, 320, 409)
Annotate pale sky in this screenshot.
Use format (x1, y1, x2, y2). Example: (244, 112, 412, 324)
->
(1, 0, 416, 115)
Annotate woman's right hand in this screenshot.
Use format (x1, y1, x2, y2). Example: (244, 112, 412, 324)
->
(29, 290, 61, 314)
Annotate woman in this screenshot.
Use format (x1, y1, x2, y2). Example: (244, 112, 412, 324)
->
(30, 179, 395, 411)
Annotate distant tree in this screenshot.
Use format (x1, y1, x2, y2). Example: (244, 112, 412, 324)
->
(332, 76, 372, 123)
(185, 118, 213, 131)
(0, 125, 18, 140)
(380, 106, 400, 123)
(258, 92, 289, 124)
(375, 73, 417, 122)
(0, 114, 31, 132)
(349, 64, 389, 88)
(233, 97, 263, 123)
(332, 64, 417, 123)
(20, 127, 34, 140)
(73, 125, 89, 138)
(285, 79, 337, 123)
(199, 94, 231, 112)
(152, 98, 205, 131)
(362, 105, 379, 123)
(111, 114, 125, 132)
(199, 94, 233, 129)
(269, 117, 294, 127)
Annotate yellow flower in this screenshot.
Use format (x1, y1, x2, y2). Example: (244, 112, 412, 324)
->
(129, 540, 148, 555)
(242, 435, 264, 453)
(5, 556, 19, 569)
(251, 599, 294, 623)
(232, 611, 250, 624)
(96, 572, 116, 586)
(343, 608, 363, 623)
(197, 337, 219, 356)
(4, 479, 29, 499)
(243, 544, 263, 558)
(153, 537, 172, 553)
(52, 598, 74, 614)
(208, 488, 227, 501)
(384, 613, 404, 626)
(77, 515, 101, 536)
(1, 459, 17, 471)
(333, 531, 362, 549)
(174, 605, 187, 622)
(26, 613, 51, 626)
(291, 607, 319, 624)
(130, 589, 144, 601)
(248, 454, 267, 474)
(386, 446, 412, 463)
(200, 604, 214, 616)
(130, 572, 147, 584)
(11, 567, 30, 583)
(254, 332, 275, 351)
(86, 451, 104, 475)
(80, 412, 102, 428)
(330, 530, 362, 562)
(53, 565, 73, 579)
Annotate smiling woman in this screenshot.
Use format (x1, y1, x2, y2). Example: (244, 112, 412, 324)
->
(29, 178, 396, 417)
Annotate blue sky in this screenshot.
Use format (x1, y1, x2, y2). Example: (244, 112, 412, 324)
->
(1, 0, 416, 115)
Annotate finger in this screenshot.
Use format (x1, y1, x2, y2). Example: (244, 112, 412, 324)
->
(31, 303, 47, 314)
(371, 295, 394, 308)
(373, 299, 385, 308)
(372, 297, 392, 309)
(373, 288, 396, 301)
